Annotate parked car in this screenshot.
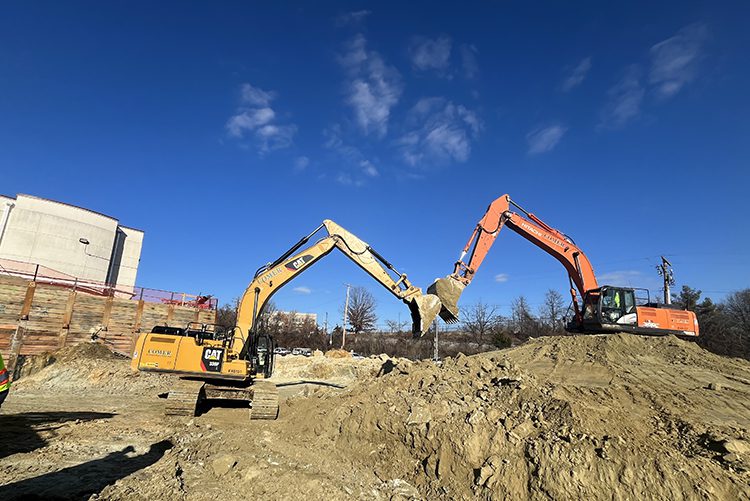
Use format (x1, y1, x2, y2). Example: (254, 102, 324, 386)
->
(292, 347, 312, 357)
(273, 347, 291, 356)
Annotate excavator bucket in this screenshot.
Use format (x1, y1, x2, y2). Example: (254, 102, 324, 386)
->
(427, 276, 466, 324)
(408, 294, 442, 337)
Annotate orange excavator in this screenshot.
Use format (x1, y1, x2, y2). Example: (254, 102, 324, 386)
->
(427, 194, 699, 337)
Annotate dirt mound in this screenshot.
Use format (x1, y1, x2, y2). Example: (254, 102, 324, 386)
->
(325, 349, 352, 358)
(276, 334, 750, 499)
(5, 334, 750, 500)
(12, 342, 171, 395)
(271, 353, 388, 383)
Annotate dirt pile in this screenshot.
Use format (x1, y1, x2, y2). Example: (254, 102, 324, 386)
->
(277, 334, 750, 499)
(271, 353, 400, 384)
(12, 342, 172, 395)
(4, 334, 750, 500)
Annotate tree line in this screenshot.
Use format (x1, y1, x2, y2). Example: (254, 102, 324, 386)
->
(671, 286, 750, 359)
(215, 285, 750, 360)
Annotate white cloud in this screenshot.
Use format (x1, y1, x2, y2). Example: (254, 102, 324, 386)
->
(324, 125, 378, 186)
(256, 124, 297, 151)
(649, 23, 708, 99)
(410, 36, 452, 73)
(597, 270, 643, 287)
(560, 57, 591, 92)
(460, 44, 479, 79)
(495, 273, 509, 283)
(338, 35, 403, 138)
(526, 124, 568, 155)
(360, 160, 379, 177)
(240, 83, 275, 106)
(335, 10, 371, 27)
(226, 108, 275, 136)
(599, 66, 644, 129)
(399, 97, 482, 166)
(294, 156, 310, 170)
(226, 83, 296, 153)
(292, 286, 312, 295)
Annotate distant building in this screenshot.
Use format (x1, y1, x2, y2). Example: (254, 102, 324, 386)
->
(0, 194, 143, 293)
(270, 310, 318, 326)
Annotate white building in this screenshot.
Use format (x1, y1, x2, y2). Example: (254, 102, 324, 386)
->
(270, 310, 318, 326)
(0, 194, 143, 293)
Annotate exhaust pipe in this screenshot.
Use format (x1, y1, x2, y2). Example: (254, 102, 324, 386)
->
(408, 294, 442, 337)
(426, 276, 466, 324)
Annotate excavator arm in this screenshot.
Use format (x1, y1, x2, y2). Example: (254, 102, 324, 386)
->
(428, 194, 597, 324)
(236, 219, 440, 358)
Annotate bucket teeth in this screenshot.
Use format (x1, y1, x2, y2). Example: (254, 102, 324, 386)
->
(409, 294, 442, 337)
(427, 276, 466, 323)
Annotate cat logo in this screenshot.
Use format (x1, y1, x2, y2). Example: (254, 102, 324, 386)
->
(201, 347, 225, 373)
(285, 254, 314, 271)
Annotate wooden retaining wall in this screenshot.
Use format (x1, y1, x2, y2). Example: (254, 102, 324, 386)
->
(0, 275, 216, 371)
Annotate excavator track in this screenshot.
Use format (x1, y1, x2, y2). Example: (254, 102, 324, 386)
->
(165, 379, 206, 417)
(250, 382, 279, 420)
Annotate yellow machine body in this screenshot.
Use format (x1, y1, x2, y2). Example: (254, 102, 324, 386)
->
(131, 332, 259, 381)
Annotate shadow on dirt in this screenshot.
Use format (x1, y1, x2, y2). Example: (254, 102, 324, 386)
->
(0, 411, 115, 459)
(0, 439, 173, 500)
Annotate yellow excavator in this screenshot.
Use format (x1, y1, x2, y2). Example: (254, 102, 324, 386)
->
(131, 219, 441, 420)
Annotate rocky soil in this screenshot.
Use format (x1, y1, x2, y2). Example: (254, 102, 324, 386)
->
(1, 334, 749, 500)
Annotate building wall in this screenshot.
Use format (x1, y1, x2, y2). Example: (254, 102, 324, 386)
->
(111, 226, 144, 292)
(0, 194, 143, 290)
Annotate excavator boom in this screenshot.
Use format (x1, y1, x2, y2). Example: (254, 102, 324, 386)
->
(236, 219, 440, 355)
(429, 194, 597, 324)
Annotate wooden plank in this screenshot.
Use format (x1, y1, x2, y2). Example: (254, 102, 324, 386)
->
(19, 282, 36, 320)
(133, 300, 145, 333)
(102, 296, 114, 328)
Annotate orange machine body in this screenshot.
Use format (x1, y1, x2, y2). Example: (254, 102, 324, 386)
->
(635, 306, 699, 336)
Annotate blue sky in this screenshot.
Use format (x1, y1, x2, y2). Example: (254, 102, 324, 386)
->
(2, 2, 748, 328)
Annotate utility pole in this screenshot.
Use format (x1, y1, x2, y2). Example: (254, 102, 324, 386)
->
(342, 283, 351, 349)
(656, 256, 675, 304)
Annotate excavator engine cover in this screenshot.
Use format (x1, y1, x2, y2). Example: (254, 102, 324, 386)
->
(409, 294, 442, 337)
(427, 276, 466, 323)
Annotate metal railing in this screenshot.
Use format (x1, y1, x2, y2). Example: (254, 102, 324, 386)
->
(0, 257, 217, 310)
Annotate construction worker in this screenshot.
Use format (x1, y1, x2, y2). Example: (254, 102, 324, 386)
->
(0, 352, 9, 409)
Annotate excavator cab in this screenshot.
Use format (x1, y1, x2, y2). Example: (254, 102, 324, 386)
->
(582, 286, 639, 328)
(252, 332, 275, 378)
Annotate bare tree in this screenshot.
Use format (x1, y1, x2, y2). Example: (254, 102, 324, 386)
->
(215, 297, 239, 328)
(510, 295, 540, 339)
(539, 289, 566, 334)
(257, 300, 277, 333)
(724, 289, 750, 356)
(386, 319, 403, 334)
(347, 287, 377, 334)
(462, 300, 500, 346)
